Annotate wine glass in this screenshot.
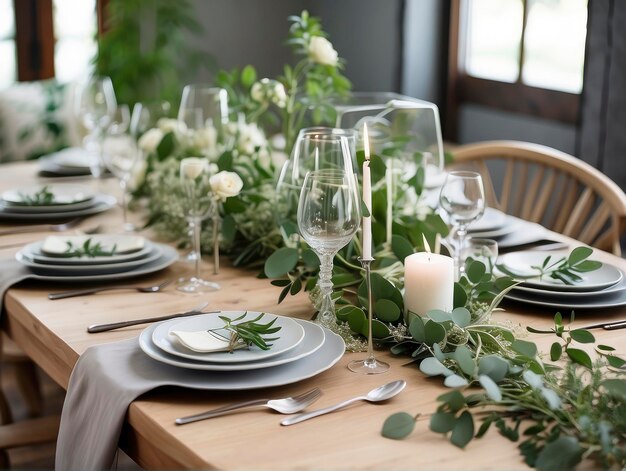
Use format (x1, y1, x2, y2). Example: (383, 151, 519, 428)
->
(177, 159, 220, 293)
(74, 76, 117, 179)
(276, 128, 357, 246)
(439, 171, 486, 279)
(178, 85, 228, 136)
(130, 101, 171, 138)
(102, 106, 136, 232)
(298, 168, 360, 327)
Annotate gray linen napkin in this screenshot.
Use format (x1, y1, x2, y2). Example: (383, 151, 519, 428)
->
(0, 258, 34, 313)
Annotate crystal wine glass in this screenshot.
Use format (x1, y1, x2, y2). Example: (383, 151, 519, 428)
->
(276, 128, 357, 247)
(177, 158, 220, 293)
(178, 85, 228, 136)
(102, 106, 136, 232)
(130, 101, 171, 138)
(74, 76, 117, 179)
(298, 168, 360, 327)
(439, 171, 486, 279)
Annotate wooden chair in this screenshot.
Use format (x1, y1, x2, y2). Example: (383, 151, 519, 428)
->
(449, 140, 626, 255)
(0, 335, 61, 467)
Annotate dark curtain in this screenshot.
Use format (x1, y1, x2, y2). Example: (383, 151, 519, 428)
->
(577, 0, 626, 190)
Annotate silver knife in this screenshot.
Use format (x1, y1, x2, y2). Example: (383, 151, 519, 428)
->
(87, 303, 218, 333)
(579, 319, 626, 330)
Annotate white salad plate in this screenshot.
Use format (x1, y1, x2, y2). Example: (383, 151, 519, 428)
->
(0, 194, 116, 221)
(16, 245, 162, 275)
(498, 251, 623, 292)
(153, 312, 306, 364)
(41, 234, 145, 255)
(26, 243, 178, 282)
(468, 207, 508, 233)
(22, 240, 154, 265)
(511, 278, 626, 299)
(2, 184, 94, 205)
(150, 319, 325, 371)
(0, 197, 96, 213)
(139, 320, 345, 388)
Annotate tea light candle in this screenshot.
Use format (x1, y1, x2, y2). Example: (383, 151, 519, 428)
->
(404, 248, 454, 317)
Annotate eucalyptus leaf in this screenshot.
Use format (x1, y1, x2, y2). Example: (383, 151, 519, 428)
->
(450, 307, 471, 328)
(450, 411, 474, 448)
(567, 246, 593, 266)
(426, 310, 451, 323)
(382, 412, 416, 439)
(478, 355, 509, 382)
(569, 329, 595, 344)
(430, 412, 456, 433)
(478, 374, 502, 401)
(420, 357, 453, 377)
(549, 342, 562, 361)
(409, 316, 425, 343)
(264, 247, 299, 278)
(375, 299, 401, 322)
(444, 374, 469, 388)
(391, 235, 414, 262)
(424, 320, 446, 346)
(512, 339, 537, 358)
(566, 348, 593, 369)
(453, 346, 476, 376)
(534, 436, 583, 471)
(437, 390, 467, 412)
(601, 379, 626, 400)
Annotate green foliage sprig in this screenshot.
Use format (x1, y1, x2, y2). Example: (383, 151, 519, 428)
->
(209, 313, 281, 352)
(497, 246, 602, 285)
(18, 186, 55, 205)
(381, 311, 626, 471)
(63, 239, 117, 258)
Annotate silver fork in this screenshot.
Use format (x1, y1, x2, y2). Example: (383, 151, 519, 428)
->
(175, 388, 323, 425)
(0, 218, 83, 236)
(48, 279, 172, 300)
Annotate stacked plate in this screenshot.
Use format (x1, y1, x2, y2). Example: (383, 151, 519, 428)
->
(38, 147, 95, 176)
(15, 234, 178, 282)
(0, 184, 116, 221)
(467, 208, 552, 249)
(139, 312, 345, 389)
(499, 251, 626, 310)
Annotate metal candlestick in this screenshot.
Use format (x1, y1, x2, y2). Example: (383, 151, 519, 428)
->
(348, 257, 390, 374)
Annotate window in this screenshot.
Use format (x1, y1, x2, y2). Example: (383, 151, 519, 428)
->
(1, 0, 100, 88)
(446, 0, 588, 137)
(0, 0, 16, 88)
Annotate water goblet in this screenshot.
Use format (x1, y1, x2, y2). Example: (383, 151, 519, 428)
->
(463, 238, 498, 273)
(102, 106, 136, 232)
(74, 76, 117, 179)
(439, 171, 486, 280)
(297, 168, 360, 327)
(276, 128, 357, 247)
(177, 158, 220, 293)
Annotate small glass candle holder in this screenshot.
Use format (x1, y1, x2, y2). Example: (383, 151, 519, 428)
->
(463, 238, 498, 272)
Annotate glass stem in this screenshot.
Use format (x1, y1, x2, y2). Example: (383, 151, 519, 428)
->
(119, 179, 128, 228)
(317, 252, 336, 326)
(212, 205, 220, 275)
(363, 260, 375, 363)
(455, 225, 468, 281)
(192, 216, 202, 281)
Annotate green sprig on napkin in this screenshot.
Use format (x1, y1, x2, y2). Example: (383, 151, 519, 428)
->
(209, 313, 282, 352)
(18, 186, 55, 205)
(63, 239, 118, 258)
(496, 246, 602, 285)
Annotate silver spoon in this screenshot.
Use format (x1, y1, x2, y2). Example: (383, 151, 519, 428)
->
(281, 380, 406, 426)
(175, 387, 322, 425)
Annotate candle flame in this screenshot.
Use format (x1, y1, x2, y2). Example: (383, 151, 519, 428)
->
(363, 123, 370, 160)
(422, 234, 431, 253)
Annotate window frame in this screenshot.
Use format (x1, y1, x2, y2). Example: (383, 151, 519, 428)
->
(10, 0, 107, 83)
(445, 0, 582, 139)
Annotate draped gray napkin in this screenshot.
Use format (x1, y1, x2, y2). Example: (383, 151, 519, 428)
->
(0, 258, 34, 313)
(56, 338, 230, 470)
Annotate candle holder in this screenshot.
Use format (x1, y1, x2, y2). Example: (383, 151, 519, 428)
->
(348, 257, 390, 374)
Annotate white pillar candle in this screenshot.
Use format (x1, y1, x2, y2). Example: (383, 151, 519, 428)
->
(362, 124, 372, 260)
(403, 252, 454, 317)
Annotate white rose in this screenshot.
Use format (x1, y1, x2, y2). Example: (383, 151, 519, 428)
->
(180, 157, 207, 180)
(251, 82, 265, 102)
(308, 36, 338, 67)
(237, 122, 266, 155)
(157, 118, 186, 136)
(209, 171, 243, 201)
(137, 128, 164, 153)
(271, 82, 287, 108)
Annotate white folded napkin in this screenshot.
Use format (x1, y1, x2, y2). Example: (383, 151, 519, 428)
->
(170, 330, 245, 353)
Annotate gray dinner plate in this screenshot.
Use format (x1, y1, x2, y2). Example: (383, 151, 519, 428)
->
(511, 278, 626, 299)
(26, 243, 178, 282)
(16, 244, 163, 275)
(139, 320, 345, 389)
(505, 287, 626, 310)
(0, 194, 116, 221)
(0, 197, 96, 213)
(151, 319, 326, 371)
(22, 240, 154, 265)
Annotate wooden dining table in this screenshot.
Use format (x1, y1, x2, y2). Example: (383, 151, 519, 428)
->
(1, 161, 624, 469)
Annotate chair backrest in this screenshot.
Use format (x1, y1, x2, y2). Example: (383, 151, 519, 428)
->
(450, 140, 626, 256)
